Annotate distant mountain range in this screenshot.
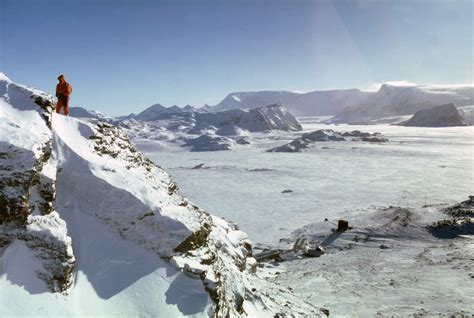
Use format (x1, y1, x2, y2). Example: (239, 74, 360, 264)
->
(212, 89, 372, 117)
(71, 83, 474, 124)
(119, 103, 302, 134)
(212, 84, 474, 122)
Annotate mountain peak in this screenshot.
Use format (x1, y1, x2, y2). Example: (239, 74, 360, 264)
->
(0, 72, 12, 82)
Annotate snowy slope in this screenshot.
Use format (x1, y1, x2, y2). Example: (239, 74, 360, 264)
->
(0, 73, 325, 317)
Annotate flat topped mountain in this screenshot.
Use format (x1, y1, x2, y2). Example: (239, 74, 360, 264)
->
(401, 103, 467, 127)
(212, 85, 474, 119)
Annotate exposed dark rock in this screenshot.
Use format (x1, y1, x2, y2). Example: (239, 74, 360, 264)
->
(304, 245, 325, 257)
(254, 249, 283, 262)
(174, 223, 211, 253)
(428, 196, 474, 238)
(336, 219, 349, 232)
(268, 129, 388, 152)
(362, 137, 388, 143)
(443, 196, 474, 217)
(428, 218, 473, 239)
(400, 103, 467, 127)
(182, 134, 235, 152)
(235, 137, 251, 145)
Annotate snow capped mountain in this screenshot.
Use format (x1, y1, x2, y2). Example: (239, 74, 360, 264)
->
(0, 73, 325, 317)
(69, 106, 113, 122)
(215, 91, 300, 112)
(133, 104, 196, 121)
(120, 103, 302, 136)
(213, 89, 370, 116)
(194, 103, 302, 133)
(211, 84, 474, 121)
(334, 84, 474, 123)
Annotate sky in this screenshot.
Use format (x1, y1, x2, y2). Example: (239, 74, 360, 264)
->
(1, 0, 472, 115)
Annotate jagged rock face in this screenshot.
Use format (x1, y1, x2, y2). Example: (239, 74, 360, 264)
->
(0, 78, 55, 224)
(0, 74, 75, 292)
(401, 103, 468, 127)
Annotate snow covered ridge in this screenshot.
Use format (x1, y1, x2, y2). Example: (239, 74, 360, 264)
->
(0, 74, 326, 316)
(0, 73, 75, 292)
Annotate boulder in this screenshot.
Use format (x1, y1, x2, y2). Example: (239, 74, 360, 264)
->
(336, 219, 349, 232)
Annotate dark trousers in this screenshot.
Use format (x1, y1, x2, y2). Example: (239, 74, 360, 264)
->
(56, 95, 70, 116)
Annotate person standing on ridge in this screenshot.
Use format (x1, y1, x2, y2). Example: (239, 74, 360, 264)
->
(55, 74, 72, 116)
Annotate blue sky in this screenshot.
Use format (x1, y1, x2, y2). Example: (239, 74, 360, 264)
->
(1, 0, 472, 115)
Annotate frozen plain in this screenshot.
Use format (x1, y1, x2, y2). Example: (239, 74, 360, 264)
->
(133, 118, 473, 316)
(134, 118, 474, 246)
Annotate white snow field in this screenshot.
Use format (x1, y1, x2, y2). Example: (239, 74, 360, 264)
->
(134, 121, 473, 245)
(132, 118, 473, 316)
(0, 74, 325, 317)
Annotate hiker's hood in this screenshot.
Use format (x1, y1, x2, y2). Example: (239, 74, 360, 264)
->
(57, 74, 65, 82)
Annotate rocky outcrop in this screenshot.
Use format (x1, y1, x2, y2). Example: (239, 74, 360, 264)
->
(268, 129, 387, 152)
(0, 73, 75, 293)
(182, 134, 236, 151)
(428, 196, 473, 238)
(400, 103, 468, 127)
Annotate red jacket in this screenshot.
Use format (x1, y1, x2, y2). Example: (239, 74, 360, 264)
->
(56, 75, 72, 97)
